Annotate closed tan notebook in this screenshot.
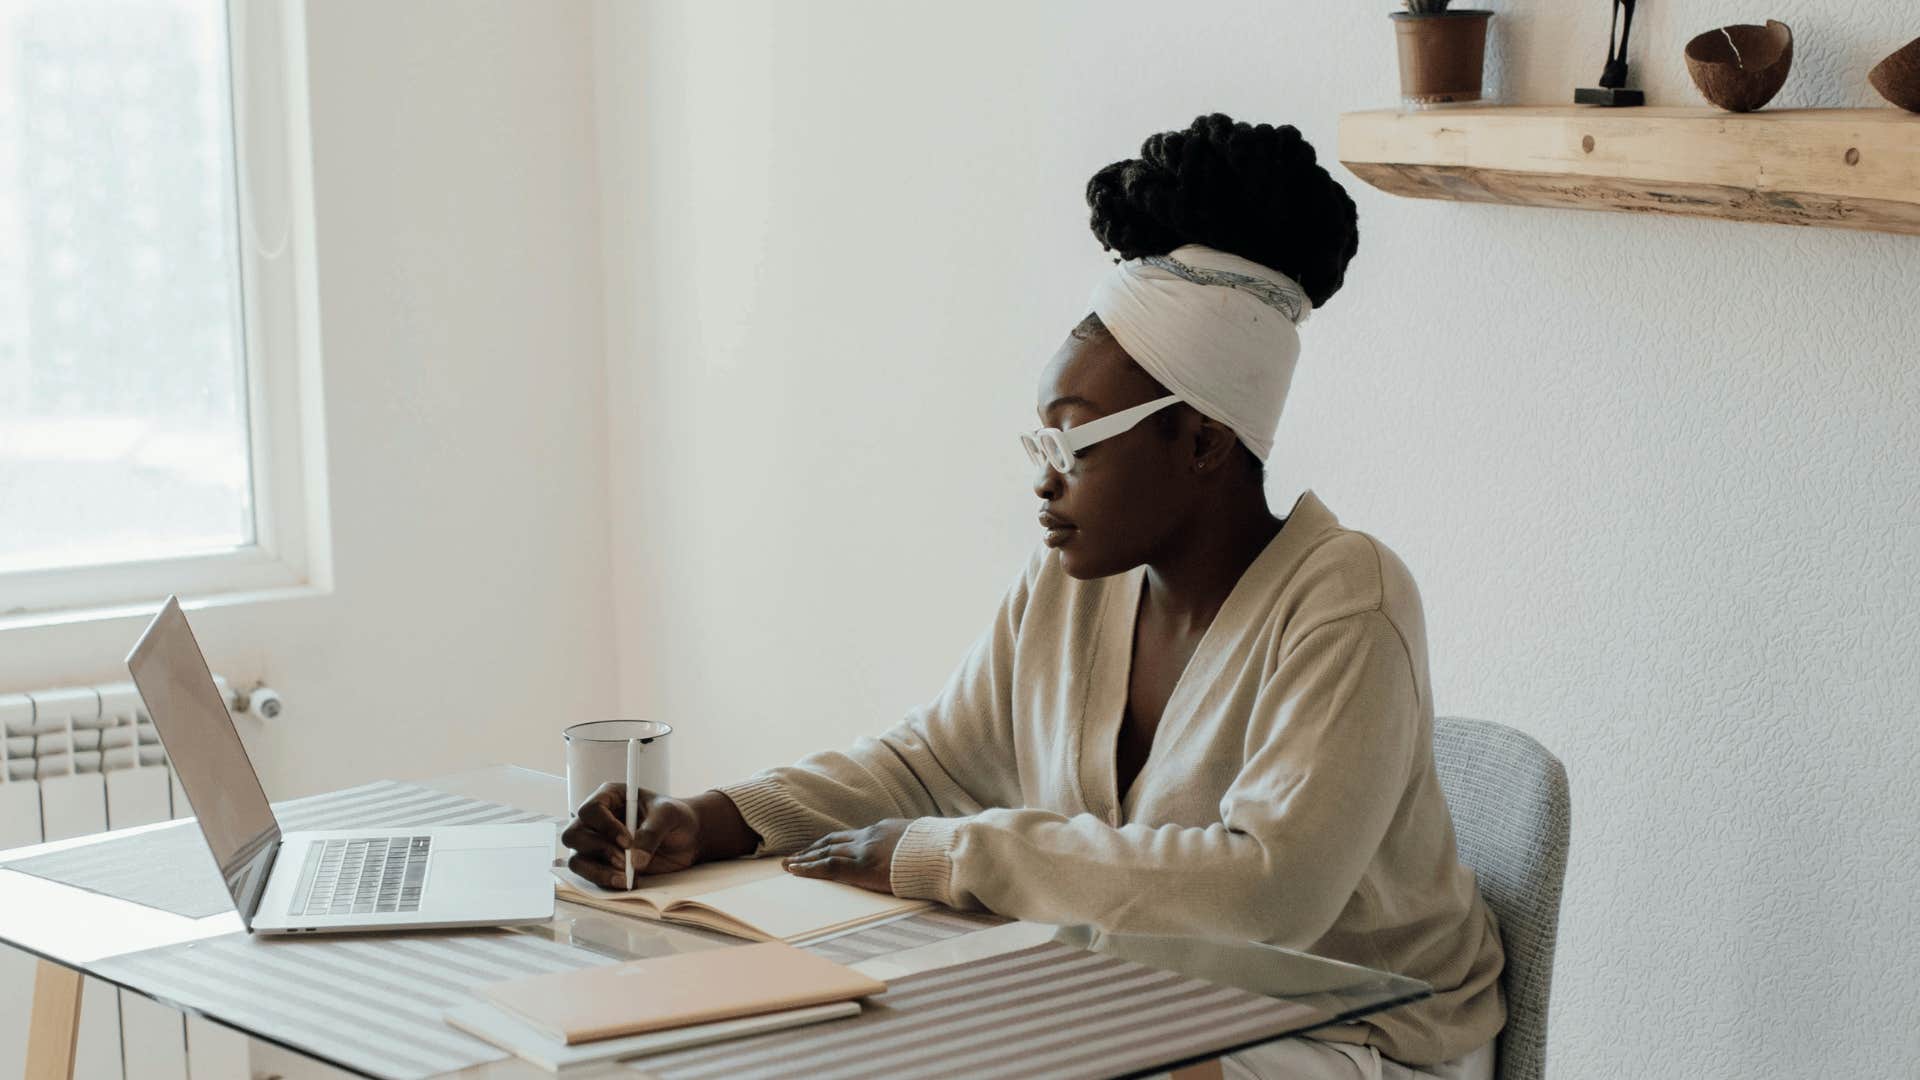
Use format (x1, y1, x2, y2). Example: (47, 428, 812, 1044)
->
(478, 942, 888, 1044)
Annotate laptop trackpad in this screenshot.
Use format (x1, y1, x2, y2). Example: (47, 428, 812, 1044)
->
(436, 848, 541, 891)
(432, 849, 552, 907)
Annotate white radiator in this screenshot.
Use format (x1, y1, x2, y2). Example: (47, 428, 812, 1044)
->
(0, 681, 252, 1080)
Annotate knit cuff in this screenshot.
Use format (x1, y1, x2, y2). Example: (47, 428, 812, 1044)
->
(890, 816, 963, 906)
(711, 774, 820, 857)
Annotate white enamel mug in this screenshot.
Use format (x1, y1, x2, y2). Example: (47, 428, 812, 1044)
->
(562, 719, 672, 817)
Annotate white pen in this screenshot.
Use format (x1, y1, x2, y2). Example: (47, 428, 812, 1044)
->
(624, 738, 639, 891)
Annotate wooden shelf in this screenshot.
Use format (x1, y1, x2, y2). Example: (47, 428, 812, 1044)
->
(1338, 105, 1920, 236)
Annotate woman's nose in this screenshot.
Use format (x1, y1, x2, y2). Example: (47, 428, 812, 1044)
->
(1032, 460, 1062, 500)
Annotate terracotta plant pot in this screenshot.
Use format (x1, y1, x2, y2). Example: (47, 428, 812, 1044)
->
(1685, 21, 1794, 112)
(1391, 10, 1494, 106)
(1869, 35, 1920, 113)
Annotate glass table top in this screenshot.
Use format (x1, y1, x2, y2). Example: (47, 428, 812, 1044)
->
(0, 765, 1432, 1079)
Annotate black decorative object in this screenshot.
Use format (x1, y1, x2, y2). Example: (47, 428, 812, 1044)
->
(1575, 0, 1645, 106)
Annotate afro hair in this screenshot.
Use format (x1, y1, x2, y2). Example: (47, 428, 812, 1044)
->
(1086, 113, 1359, 309)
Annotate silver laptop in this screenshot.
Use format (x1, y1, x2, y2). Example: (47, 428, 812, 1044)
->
(127, 595, 555, 935)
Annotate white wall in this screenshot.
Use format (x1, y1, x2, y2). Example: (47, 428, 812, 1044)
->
(0, 1, 616, 800)
(597, 2, 1920, 1077)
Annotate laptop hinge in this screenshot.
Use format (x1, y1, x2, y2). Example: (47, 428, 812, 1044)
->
(235, 835, 282, 931)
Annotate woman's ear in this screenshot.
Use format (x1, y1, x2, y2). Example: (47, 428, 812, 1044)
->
(1192, 416, 1240, 473)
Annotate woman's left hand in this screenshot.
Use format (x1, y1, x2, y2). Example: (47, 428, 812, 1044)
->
(781, 819, 911, 895)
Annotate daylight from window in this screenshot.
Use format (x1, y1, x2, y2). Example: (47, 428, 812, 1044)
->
(0, 0, 252, 576)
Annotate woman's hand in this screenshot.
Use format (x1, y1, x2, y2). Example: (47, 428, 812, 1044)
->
(561, 786, 761, 889)
(560, 782, 701, 888)
(781, 819, 912, 895)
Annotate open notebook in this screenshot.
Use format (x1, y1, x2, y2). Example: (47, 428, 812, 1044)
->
(551, 856, 930, 943)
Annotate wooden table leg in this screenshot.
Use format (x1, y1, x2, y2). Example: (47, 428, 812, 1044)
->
(24, 959, 85, 1080)
(1170, 1059, 1224, 1080)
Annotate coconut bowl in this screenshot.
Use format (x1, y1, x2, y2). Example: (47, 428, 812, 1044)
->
(1685, 21, 1794, 112)
(1870, 36, 1920, 113)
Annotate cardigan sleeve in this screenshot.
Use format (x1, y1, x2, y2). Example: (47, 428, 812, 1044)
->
(713, 546, 1041, 856)
(886, 609, 1421, 949)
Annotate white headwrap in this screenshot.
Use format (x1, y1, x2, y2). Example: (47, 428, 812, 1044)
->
(1087, 242, 1311, 463)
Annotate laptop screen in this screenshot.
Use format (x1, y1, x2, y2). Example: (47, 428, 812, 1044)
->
(126, 596, 280, 926)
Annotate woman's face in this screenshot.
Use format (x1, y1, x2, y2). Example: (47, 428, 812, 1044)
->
(1032, 323, 1229, 579)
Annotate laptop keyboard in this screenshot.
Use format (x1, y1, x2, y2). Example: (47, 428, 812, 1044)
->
(289, 835, 432, 917)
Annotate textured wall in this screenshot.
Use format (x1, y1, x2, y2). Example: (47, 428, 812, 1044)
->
(596, 3, 1920, 1076)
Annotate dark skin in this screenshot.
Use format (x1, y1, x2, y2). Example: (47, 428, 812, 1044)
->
(561, 317, 1285, 896)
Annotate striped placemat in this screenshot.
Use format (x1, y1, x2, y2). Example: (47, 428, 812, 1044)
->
(6, 780, 560, 918)
(621, 941, 1324, 1080)
(94, 926, 615, 1079)
(801, 908, 1010, 965)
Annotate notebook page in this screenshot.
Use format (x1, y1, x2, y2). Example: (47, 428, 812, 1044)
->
(554, 855, 787, 907)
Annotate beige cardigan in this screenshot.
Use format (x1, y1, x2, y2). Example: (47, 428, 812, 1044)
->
(718, 489, 1506, 1065)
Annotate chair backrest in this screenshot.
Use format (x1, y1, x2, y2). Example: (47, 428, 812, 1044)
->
(1431, 716, 1572, 1080)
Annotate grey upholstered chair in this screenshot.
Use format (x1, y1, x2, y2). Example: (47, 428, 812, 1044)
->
(1432, 716, 1572, 1080)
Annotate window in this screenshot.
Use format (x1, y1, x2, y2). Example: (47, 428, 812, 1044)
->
(0, 0, 326, 623)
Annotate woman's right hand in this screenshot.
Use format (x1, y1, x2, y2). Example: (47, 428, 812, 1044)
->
(561, 782, 702, 889)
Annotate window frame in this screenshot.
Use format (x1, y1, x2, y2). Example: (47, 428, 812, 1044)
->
(0, 0, 331, 628)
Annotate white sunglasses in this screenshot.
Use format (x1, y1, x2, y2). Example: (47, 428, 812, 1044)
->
(1021, 393, 1182, 474)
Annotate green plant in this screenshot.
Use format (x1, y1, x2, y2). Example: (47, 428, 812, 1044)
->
(1405, 0, 1453, 12)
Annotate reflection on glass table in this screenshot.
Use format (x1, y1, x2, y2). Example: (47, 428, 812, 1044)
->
(1054, 924, 1433, 1037)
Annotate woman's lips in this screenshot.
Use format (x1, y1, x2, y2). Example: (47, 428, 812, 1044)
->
(1044, 527, 1076, 547)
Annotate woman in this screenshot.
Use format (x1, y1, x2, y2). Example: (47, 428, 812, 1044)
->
(563, 113, 1505, 1080)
